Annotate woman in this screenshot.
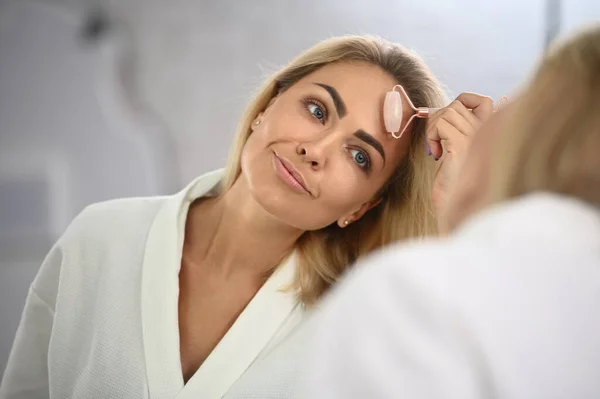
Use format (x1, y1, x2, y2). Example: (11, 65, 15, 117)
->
(302, 26, 600, 398)
(0, 35, 493, 398)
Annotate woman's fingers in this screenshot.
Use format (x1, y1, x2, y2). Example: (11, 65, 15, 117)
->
(425, 92, 495, 159)
(453, 92, 495, 121)
(426, 117, 468, 160)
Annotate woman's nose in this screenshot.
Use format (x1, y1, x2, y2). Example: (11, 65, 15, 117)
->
(297, 132, 338, 170)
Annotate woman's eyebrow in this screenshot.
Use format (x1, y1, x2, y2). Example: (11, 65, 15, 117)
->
(314, 83, 347, 118)
(354, 129, 386, 164)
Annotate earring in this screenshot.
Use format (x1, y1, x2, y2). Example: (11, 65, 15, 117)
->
(344, 220, 349, 226)
(254, 120, 261, 126)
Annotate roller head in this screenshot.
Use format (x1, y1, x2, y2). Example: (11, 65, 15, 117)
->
(384, 90, 403, 134)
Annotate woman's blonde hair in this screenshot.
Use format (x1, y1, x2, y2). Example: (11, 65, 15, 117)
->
(489, 25, 600, 208)
(222, 35, 447, 305)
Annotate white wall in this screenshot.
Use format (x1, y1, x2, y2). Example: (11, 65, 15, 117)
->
(1, 0, 599, 378)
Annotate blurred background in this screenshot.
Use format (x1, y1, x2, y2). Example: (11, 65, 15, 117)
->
(0, 0, 599, 377)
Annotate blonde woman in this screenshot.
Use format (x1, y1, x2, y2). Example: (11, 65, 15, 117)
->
(303, 25, 600, 399)
(0, 36, 493, 398)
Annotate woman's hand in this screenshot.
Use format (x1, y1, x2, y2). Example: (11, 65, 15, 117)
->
(427, 92, 495, 214)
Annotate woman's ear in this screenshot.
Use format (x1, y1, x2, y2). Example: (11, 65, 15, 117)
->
(262, 97, 278, 116)
(336, 199, 382, 228)
(266, 96, 277, 108)
(251, 97, 279, 131)
(251, 112, 264, 131)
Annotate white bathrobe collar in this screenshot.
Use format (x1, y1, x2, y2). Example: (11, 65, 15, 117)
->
(140, 169, 300, 398)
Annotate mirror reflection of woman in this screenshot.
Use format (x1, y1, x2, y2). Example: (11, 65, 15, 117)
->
(302, 25, 600, 399)
(0, 35, 493, 398)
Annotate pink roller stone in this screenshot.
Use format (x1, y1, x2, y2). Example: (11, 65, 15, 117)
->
(384, 90, 403, 134)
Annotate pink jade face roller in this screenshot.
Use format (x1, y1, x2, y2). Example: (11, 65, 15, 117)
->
(384, 84, 509, 139)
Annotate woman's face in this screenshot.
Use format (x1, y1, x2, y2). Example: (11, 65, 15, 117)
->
(240, 62, 414, 230)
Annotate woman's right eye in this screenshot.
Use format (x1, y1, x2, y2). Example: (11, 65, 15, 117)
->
(303, 98, 328, 124)
(308, 103, 325, 121)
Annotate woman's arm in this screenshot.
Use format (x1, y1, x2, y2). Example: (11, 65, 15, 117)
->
(0, 242, 63, 399)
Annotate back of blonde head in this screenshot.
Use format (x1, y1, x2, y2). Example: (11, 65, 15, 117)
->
(222, 36, 446, 305)
(489, 25, 600, 208)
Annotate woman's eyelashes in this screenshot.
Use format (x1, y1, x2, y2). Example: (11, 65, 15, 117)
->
(348, 147, 372, 173)
(302, 97, 328, 124)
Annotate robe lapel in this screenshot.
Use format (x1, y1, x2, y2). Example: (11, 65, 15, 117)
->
(178, 254, 300, 399)
(141, 170, 224, 398)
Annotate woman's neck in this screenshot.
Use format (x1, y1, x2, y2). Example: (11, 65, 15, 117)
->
(184, 176, 304, 278)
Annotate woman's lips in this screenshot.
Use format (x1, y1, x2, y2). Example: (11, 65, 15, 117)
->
(273, 154, 312, 196)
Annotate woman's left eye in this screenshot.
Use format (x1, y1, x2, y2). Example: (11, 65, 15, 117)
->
(349, 148, 370, 169)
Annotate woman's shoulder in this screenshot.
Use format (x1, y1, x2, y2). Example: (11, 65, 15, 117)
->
(59, 195, 168, 248)
(29, 195, 171, 310)
(77, 195, 167, 221)
(338, 193, 600, 298)
(317, 192, 600, 337)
